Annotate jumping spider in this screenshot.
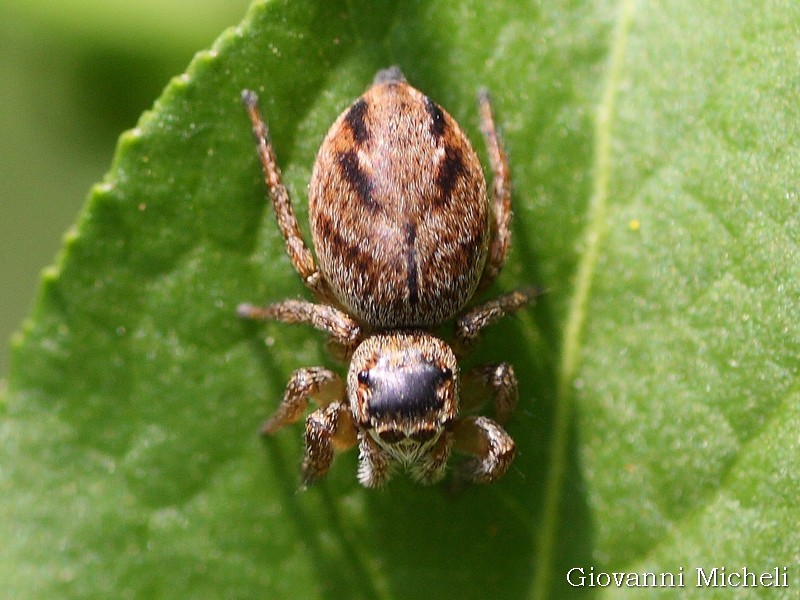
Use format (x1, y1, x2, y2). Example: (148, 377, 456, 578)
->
(238, 67, 536, 488)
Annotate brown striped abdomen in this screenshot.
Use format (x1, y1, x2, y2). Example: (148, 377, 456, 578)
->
(309, 73, 489, 328)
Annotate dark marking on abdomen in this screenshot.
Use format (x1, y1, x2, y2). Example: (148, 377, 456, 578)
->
(425, 97, 446, 140)
(337, 150, 379, 212)
(435, 145, 466, 206)
(404, 222, 419, 305)
(322, 216, 373, 273)
(344, 99, 369, 145)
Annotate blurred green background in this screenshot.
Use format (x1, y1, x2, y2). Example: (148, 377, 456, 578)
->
(0, 0, 251, 375)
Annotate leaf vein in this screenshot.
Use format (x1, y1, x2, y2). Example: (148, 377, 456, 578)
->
(529, 0, 636, 597)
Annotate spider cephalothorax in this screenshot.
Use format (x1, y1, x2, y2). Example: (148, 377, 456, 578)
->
(348, 331, 457, 486)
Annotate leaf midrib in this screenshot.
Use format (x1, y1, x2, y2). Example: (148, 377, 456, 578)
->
(529, 0, 636, 597)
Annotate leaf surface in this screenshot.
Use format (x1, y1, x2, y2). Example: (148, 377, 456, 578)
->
(3, 1, 799, 598)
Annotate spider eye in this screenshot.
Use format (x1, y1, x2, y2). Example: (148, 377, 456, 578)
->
(410, 429, 437, 443)
(357, 370, 370, 385)
(440, 367, 453, 380)
(378, 430, 405, 444)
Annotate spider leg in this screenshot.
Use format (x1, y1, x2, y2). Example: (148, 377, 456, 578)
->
(261, 367, 345, 434)
(409, 433, 453, 485)
(303, 400, 357, 486)
(242, 90, 336, 304)
(238, 299, 362, 349)
(454, 287, 540, 355)
(356, 432, 394, 489)
(460, 362, 518, 424)
(452, 416, 516, 484)
(259, 367, 355, 486)
(475, 89, 512, 292)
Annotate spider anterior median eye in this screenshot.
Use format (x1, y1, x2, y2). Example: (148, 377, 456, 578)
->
(378, 430, 406, 443)
(411, 429, 437, 443)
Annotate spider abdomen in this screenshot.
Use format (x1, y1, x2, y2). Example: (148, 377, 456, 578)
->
(309, 68, 489, 327)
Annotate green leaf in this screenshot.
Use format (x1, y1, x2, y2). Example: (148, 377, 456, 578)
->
(3, 0, 799, 598)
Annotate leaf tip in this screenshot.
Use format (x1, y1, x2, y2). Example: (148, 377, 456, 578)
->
(41, 264, 60, 285)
